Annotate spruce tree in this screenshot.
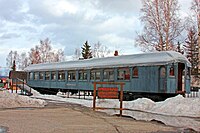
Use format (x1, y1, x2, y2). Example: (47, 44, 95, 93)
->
(184, 27, 198, 75)
(81, 41, 92, 59)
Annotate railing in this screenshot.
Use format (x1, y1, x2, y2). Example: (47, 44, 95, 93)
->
(185, 90, 200, 98)
(10, 78, 32, 96)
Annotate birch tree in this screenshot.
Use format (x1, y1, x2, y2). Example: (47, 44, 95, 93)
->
(93, 42, 111, 58)
(135, 0, 183, 52)
(53, 49, 65, 62)
(40, 38, 52, 63)
(28, 38, 65, 64)
(29, 45, 41, 64)
(18, 52, 29, 70)
(73, 48, 81, 60)
(6, 51, 19, 70)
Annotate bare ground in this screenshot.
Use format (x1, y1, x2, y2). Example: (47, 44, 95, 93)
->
(0, 101, 185, 133)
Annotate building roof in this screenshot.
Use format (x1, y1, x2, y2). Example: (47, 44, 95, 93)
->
(24, 51, 191, 72)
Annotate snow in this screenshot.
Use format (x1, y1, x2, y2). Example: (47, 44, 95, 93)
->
(150, 95, 200, 117)
(1, 88, 199, 117)
(0, 90, 47, 108)
(0, 88, 200, 131)
(124, 98, 156, 111)
(24, 51, 191, 71)
(31, 92, 200, 117)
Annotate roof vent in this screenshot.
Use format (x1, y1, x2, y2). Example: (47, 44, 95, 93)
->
(114, 50, 118, 56)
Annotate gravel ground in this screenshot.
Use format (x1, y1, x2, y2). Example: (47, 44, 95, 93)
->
(0, 101, 190, 133)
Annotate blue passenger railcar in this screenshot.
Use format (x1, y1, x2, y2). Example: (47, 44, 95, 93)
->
(25, 51, 191, 101)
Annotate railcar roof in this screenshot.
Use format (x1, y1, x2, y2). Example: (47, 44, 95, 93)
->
(24, 51, 191, 71)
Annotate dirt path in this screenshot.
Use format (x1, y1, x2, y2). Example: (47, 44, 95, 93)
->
(0, 102, 181, 133)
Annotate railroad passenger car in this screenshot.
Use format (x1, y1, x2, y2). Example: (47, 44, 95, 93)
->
(24, 51, 191, 101)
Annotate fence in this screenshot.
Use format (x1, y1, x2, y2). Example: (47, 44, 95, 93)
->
(10, 78, 32, 96)
(185, 90, 200, 98)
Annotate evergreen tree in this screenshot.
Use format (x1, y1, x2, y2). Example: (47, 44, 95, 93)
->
(183, 27, 198, 75)
(81, 41, 92, 59)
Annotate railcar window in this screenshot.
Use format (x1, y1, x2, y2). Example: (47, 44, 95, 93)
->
(169, 66, 174, 76)
(132, 67, 138, 77)
(45, 72, 50, 80)
(51, 72, 56, 80)
(58, 71, 65, 80)
(78, 71, 87, 80)
(34, 72, 38, 80)
(68, 71, 76, 81)
(39, 72, 44, 80)
(90, 70, 100, 80)
(29, 72, 33, 80)
(118, 68, 130, 80)
(103, 69, 114, 81)
(160, 66, 166, 77)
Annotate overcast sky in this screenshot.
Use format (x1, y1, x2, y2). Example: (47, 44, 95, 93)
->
(0, 0, 191, 69)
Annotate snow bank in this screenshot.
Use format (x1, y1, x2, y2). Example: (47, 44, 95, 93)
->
(151, 95, 200, 117)
(92, 95, 200, 117)
(2, 86, 199, 118)
(0, 91, 47, 108)
(30, 87, 42, 97)
(124, 98, 155, 111)
(38, 93, 200, 117)
(1, 88, 199, 131)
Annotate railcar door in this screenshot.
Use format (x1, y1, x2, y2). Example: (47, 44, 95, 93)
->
(159, 66, 166, 92)
(177, 63, 184, 92)
(184, 67, 191, 93)
(179, 63, 190, 93)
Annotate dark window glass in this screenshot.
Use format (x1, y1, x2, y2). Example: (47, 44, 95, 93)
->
(103, 69, 114, 81)
(39, 72, 44, 80)
(51, 72, 56, 80)
(34, 72, 38, 80)
(90, 70, 101, 80)
(58, 71, 65, 80)
(68, 71, 76, 80)
(78, 71, 87, 80)
(45, 72, 50, 80)
(29, 72, 33, 80)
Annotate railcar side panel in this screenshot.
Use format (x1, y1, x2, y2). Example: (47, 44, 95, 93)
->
(167, 64, 176, 93)
(131, 66, 159, 93)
